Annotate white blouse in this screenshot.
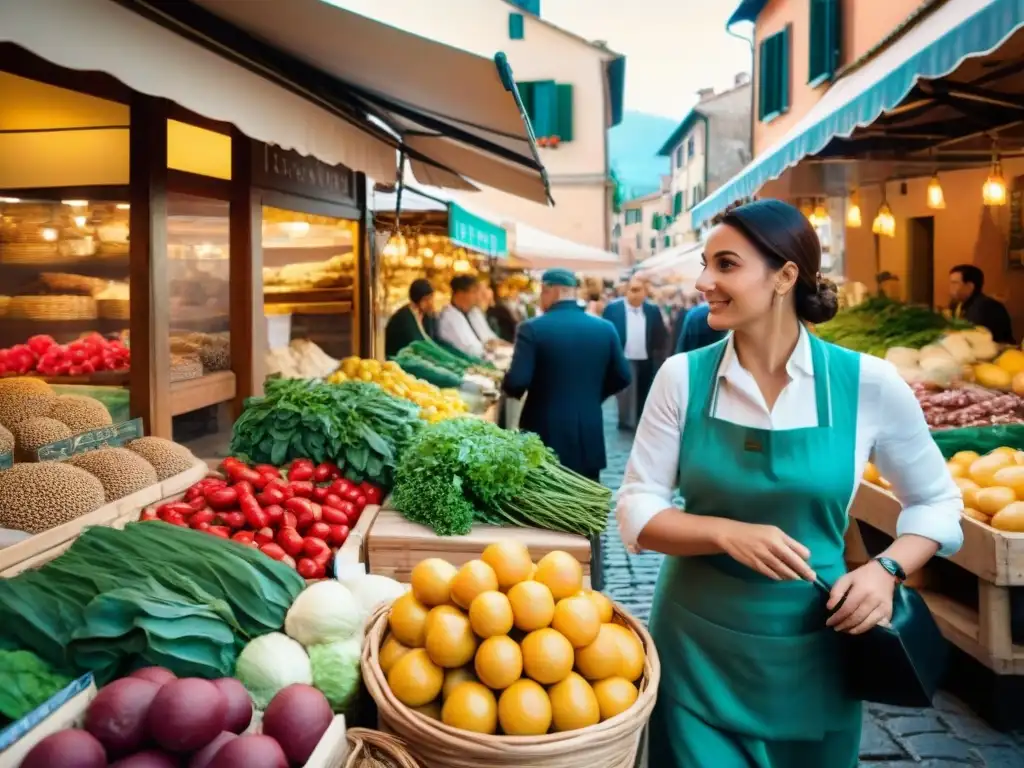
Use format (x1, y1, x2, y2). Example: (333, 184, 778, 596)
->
(437, 306, 486, 359)
(616, 328, 964, 557)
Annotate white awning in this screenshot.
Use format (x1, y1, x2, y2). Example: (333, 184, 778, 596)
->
(0, 0, 549, 201)
(633, 242, 704, 280)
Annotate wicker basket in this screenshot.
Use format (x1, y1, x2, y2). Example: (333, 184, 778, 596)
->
(345, 728, 422, 768)
(98, 298, 131, 320)
(361, 602, 659, 768)
(40, 272, 111, 296)
(7, 295, 97, 320)
(0, 243, 63, 264)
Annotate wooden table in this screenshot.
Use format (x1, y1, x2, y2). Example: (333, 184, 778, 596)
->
(365, 507, 592, 585)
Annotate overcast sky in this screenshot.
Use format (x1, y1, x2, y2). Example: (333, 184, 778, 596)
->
(541, 0, 753, 119)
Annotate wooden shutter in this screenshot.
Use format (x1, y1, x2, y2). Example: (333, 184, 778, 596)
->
(518, 82, 535, 127)
(555, 84, 574, 142)
(808, 0, 841, 85)
(531, 81, 558, 138)
(508, 12, 525, 40)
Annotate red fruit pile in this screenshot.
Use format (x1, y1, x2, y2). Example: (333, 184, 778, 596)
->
(0, 333, 131, 377)
(140, 458, 382, 579)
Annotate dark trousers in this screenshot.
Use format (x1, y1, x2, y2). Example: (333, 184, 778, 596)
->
(582, 469, 605, 592)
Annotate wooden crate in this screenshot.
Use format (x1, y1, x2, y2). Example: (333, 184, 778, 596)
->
(0, 677, 348, 768)
(850, 480, 1024, 675)
(335, 503, 382, 569)
(0, 459, 208, 577)
(366, 507, 592, 584)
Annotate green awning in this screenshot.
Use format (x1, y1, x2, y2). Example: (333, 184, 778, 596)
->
(694, 0, 1024, 229)
(447, 201, 508, 257)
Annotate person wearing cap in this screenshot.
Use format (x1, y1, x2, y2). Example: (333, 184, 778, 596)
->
(384, 278, 437, 359)
(503, 267, 630, 588)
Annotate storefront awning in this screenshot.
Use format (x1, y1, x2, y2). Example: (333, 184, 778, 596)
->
(693, 0, 1024, 228)
(0, 0, 550, 203)
(632, 242, 704, 276)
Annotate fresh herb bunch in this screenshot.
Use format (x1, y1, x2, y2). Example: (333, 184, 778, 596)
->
(230, 378, 420, 487)
(816, 297, 972, 356)
(391, 418, 609, 537)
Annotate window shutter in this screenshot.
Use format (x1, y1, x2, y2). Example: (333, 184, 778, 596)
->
(518, 81, 535, 126)
(555, 84, 574, 142)
(508, 12, 525, 40)
(531, 81, 558, 138)
(779, 26, 791, 114)
(652, 213, 662, 230)
(673, 192, 683, 215)
(758, 38, 769, 120)
(808, 0, 840, 84)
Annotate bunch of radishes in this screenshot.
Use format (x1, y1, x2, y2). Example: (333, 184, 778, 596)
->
(141, 458, 381, 579)
(0, 333, 130, 377)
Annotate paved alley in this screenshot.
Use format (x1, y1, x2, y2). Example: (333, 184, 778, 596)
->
(597, 403, 1024, 767)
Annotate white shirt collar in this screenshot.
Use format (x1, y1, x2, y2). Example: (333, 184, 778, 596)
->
(718, 323, 814, 384)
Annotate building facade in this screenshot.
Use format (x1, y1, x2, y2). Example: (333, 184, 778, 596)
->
(332, 0, 624, 251)
(657, 74, 752, 245)
(619, 190, 670, 265)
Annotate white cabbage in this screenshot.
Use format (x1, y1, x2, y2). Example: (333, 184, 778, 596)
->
(285, 580, 362, 647)
(234, 632, 312, 710)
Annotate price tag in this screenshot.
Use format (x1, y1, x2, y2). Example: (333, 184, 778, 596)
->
(36, 418, 144, 462)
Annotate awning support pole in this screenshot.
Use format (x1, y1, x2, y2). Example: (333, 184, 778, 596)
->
(392, 150, 407, 238)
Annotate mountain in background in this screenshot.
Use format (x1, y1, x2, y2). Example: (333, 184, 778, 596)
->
(609, 110, 678, 200)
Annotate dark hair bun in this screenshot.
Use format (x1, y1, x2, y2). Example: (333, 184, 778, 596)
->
(796, 279, 839, 324)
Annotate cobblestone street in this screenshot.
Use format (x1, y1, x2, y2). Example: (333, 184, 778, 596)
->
(596, 404, 1024, 767)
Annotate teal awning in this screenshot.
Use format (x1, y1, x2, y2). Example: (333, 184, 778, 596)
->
(448, 201, 508, 257)
(693, 0, 1024, 229)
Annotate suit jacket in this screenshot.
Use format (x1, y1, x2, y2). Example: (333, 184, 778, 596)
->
(502, 300, 631, 475)
(602, 298, 670, 361)
(675, 303, 728, 354)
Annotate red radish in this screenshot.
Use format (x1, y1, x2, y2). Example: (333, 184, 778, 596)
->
(212, 678, 253, 733)
(281, 511, 298, 529)
(240, 497, 269, 529)
(209, 735, 288, 768)
(260, 543, 287, 561)
(276, 527, 305, 557)
(281, 554, 296, 569)
(321, 506, 349, 526)
(262, 504, 284, 526)
(324, 493, 344, 510)
(307, 521, 330, 541)
(140, 509, 158, 521)
(328, 524, 350, 546)
(233, 481, 255, 497)
(232, 531, 255, 545)
(254, 527, 275, 545)
(312, 463, 332, 483)
(312, 486, 329, 503)
(303, 537, 330, 561)
(256, 487, 286, 506)
(84, 677, 160, 756)
(220, 512, 246, 529)
(266, 480, 293, 499)
(290, 481, 315, 498)
(207, 526, 231, 539)
(296, 558, 320, 579)
(254, 464, 279, 477)
(284, 497, 315, 517)
(146, 678, 227, 753)
(190, 511, 215, 529)
(188, 497, 209, 511)
(189, 732, 237, 768)
(354, 494, 367, 510)
(204, 486, 238, 509)
(130, 667, 176, 687)
(261, 684, 332, 765)
(21, 729, 107, 768)
(288, 462, 314, 482)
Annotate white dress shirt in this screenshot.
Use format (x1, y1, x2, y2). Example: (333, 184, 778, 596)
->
(468, 307, 499, 344)
(437, 305, 486, 358)
(624, 304, 648, 361)
(616, 327, 964, 557)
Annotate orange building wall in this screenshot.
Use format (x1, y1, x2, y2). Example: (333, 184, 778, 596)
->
(753, 0, 925, 155)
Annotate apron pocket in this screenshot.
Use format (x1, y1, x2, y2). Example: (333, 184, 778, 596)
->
(652, 599, 851, 741)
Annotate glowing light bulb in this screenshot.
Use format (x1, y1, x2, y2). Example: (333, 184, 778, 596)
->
(846, 203, 862, 228)
(926, 175, 945, 209)
(41, 228, 58, 242)
(61, 200, 88, 208)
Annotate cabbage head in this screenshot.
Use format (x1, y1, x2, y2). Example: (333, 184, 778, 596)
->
(285, 581, 362, 646)
(235, 632, 312, 709)
(308, 637, 362, 712)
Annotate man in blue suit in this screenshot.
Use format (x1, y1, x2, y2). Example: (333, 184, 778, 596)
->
(503, 268, 630, 590)
(675, 301, 728, 354)
(603, 276, 669, 430)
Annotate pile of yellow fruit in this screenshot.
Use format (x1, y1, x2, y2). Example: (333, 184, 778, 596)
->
(328, 357, 468, 422)
(380, 543, 646, 736)
(947, 447, 1024, 531)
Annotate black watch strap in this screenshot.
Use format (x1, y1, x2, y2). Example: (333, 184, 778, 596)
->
(874, 556, 907, 583)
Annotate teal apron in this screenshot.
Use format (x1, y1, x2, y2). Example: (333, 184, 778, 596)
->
(647, 334, 863, 768)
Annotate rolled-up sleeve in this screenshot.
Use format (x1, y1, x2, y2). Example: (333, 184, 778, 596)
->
(615, 356, 688, 552)
(871, 366, 964, 557)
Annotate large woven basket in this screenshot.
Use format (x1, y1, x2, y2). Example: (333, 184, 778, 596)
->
(361, 601, 659, 768)
(98, 298, 131, 320)
(7, 295, 97, 320)
(344, 728, 422, 768)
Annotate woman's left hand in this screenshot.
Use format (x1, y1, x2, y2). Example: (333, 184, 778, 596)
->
(825, 560, 896, 634)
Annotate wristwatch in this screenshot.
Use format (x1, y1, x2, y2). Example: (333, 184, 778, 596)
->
(873, 556, 907, 583)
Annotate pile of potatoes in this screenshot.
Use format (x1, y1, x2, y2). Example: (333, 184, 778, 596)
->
(947, 447, 1024, 532)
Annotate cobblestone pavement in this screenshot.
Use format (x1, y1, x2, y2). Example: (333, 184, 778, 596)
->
(596, 403, 1024, 767)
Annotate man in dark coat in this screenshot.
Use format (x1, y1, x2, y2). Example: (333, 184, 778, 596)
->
(603, 276, 669, 429)
(503, 268, 630, 590)
(950, 264, 1015, 343)
(384, 279, 436, 359)
(675, 301, 728, 354)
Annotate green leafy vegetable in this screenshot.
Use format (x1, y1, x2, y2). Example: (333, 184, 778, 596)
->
(308, 638, 362, 713)
(230, 378, 420, 486)
(816, 297, 972, 356)
(0, 650, 73, 722)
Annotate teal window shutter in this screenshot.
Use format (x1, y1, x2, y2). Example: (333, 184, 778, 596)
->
(758, 27, 791, 121)
(652, 213, 662, 230)
(531, 80, 557, 137)
(808, 0, 841, 85)
(664, 235, 671, 248)
(555, 84, 574, 142)
(673, 192, 683, 215)
(650, 237, 656, 249)
(508, 12, 525, 40)
(518, 81, 535, 127)
(779, 26, 791, 113)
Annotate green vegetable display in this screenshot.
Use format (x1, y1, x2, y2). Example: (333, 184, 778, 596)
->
(308, 638, 362, 713)
(391, 417, 609, 537)
(230, 378, 420, 487)
(0, 650, 73, 722)
(405, 340, 473, 373)
(816, 297, 972, 356)
(0, 522, 304, 685)
(394, 349, 464, 389)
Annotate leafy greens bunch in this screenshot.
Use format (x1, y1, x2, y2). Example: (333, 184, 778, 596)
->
(230, 378, 420, 487)
(816, 296, 972, 356)
(391, 417, 610, 537)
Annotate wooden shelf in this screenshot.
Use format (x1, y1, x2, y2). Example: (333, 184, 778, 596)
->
(923, 590, 1024, 675)
(264, 286, 353, 304)
(169, 371, 236, 416)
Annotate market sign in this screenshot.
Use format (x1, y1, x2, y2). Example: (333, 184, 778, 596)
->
(251, 140, 357, 206)
(448, 202, 508, 257)
(36, 418, 145, 462)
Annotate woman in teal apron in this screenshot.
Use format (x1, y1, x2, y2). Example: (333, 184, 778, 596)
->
(617, 200, 963, 767)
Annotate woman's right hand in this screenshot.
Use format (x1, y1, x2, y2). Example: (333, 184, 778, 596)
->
(716, 520, 816, 581)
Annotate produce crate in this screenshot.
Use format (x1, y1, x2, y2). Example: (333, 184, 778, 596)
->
(0, 677, 348, 768)
(366, 507, 592, 586)
(850, 480, 1024, 728)
(0, 459, 208, 577)
(335, 503, 383, 569)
